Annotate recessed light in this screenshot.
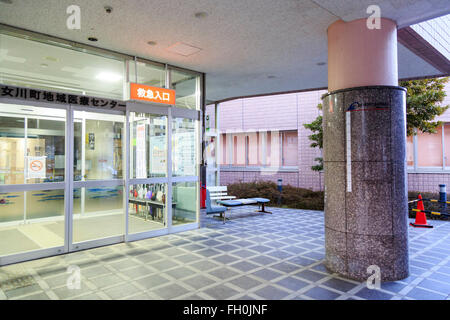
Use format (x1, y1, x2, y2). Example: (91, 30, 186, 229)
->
(317, 62, 326, 66)
(147, 41, 157, 46)
(194, 11, 208, 18)
(96, 72, 122, 82)
(88, 37, 98, 42)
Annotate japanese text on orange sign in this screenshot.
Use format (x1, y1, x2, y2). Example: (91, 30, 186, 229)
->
(130, 83, 176, 105)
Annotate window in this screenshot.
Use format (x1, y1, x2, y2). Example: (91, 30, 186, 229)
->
(172, 117, 197, 176)
(170, 69, 200, 110)
(417, 126, 443, 168)
(408, 124, 450, 171)
(0, 104, 66, 184)
(233, 134, 246, 166)
(220, 130, 298, 168)
(282, 131, 298, 166)
(444, 124, 450, 169)
(0, 33, 124, 100)
(407, 135, 414, 167)
(128, 60, 166, 88)
(130, 112, 167, 178)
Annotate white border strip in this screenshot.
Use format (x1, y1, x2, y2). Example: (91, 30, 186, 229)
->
(346, 111, 352, 193)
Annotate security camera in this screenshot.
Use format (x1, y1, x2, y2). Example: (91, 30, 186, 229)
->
(104, 6, 113, 14)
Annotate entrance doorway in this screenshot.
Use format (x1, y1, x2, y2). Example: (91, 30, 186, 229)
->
(0, 100, 200, 265)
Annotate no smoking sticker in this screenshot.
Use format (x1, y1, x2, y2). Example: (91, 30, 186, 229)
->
(27, 156, 46, 179)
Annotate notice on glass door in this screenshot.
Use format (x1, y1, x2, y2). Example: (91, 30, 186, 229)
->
(150, 136, 166, 175)
(136, 124, 147, 178)
(27, 156, 46, 179)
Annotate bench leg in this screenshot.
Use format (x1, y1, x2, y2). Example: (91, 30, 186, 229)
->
(256, 203, 272, 214)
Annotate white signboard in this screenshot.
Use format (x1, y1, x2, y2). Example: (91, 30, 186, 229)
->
(174, 132, 195, 176)
(150, 136, 166, 174)
(27, 156, 46, 179)
(136, 124, 147, 178)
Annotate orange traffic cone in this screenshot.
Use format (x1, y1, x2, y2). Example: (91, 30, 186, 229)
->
(410, 194, 433, 228)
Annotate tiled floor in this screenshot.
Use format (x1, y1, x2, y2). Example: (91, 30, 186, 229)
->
(0, 207, 449, 300)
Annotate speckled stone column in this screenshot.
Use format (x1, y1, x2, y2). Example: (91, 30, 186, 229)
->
(323, 86, 409, 281)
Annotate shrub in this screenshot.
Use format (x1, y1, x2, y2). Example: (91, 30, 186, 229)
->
(226, 182, 448, 221)
(227, 181, 324, 211)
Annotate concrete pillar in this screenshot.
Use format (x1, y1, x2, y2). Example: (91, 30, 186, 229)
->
(323, 18, 409, 281)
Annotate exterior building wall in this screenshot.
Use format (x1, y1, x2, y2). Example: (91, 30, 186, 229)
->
(213, 82, 450, 193)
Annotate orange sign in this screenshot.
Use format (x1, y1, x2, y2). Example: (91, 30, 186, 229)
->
(30, 160, 43, 172)
(129, 83, 176, 105)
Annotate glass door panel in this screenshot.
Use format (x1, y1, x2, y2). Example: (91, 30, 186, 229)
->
(129, 183, 167, 233)
(0, 104, 66, 258)
(128, 111, 169, 235)
(172, 117, 197, 176)
(72, 110, 125, 244)
(129, 112, 167, 178)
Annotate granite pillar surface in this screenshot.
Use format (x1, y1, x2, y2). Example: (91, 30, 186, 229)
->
(323, 86, 409, 281)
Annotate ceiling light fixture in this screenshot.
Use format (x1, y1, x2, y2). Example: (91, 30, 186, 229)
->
(96, 72, 122, 82)
(88, 37, 98, 42)
(194, 11, 208, 18)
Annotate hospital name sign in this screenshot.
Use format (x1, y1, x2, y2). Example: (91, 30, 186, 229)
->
(0, 84, 126, 111)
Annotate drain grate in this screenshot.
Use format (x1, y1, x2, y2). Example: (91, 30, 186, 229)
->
(0, 272, 35, 291)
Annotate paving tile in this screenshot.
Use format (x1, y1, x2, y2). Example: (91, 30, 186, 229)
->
(204, 284, 240, 300)
(123, 266, 153, 280)
(416, 279, 450, 296)
(153, 283, 189, 299)
(322, 278, 358, 293)
(190, 260, 220, 272)
(253, 285, 290, 299)
(137, 274, 168, 289)
(405, 287, 447, 300)
(229, 261, 260, 273)
(209, 267, 240, 280)
(4, 284, 42, 299)
(89, 274, 124, 289)
(355, 287, 394, 300)
(249, 255, 277, 266)
(104, 282, 142, 299)
(251, 269, 283, 281)
(294, 270, 327, 282)
(183, 275, 216, 290)
(164, 267, 195, 280)
(270, 261, 299, 274)
(276, 277, 309, 291)
(230, 276, 263, 290)
(304, 286, 341, 300)
(213, 254, 240, 265)
(150, 259, 180, 271)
